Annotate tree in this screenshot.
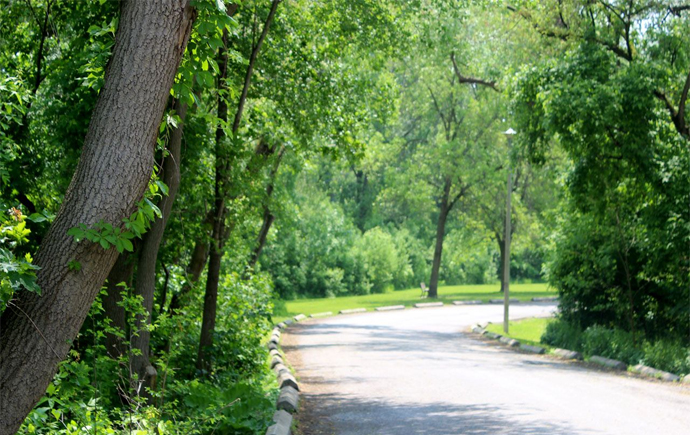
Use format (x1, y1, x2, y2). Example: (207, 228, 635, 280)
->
(0, 1, 195, 432)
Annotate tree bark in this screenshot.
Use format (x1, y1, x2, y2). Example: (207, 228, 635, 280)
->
(429, 177, 452, 298)
(103, 252, 135, 359)
(131, 99, 188, 395)
(0, 2, 195, 433)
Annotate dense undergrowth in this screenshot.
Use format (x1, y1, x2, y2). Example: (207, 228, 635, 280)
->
(19, 274, 279, 435)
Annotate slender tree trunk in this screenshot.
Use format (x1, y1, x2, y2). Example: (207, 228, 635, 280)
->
(429, 177, 452, 298)
(169, 238, 208, 314)
(197, 28, 230, 373)
(131, 99, 188, 394)
(103, 252, 135, 359)
(197, 0, 280, 371)
(0, 2, 195, 433)
(495, 232, 505, 293)
(246, 145, 286, 274)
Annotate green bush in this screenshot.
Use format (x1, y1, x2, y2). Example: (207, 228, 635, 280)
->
(540, 318, 583, 351)
(641, 340, 690, 376)
(581, 325, 643, 364)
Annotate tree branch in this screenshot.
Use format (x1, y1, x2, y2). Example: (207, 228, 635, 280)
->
(450, 52, 499, 92)
(232, 0, 281, 133)
(427, 86, 450, 134)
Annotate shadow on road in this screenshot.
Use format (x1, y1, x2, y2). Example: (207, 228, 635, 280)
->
(299, 391, 595, 435)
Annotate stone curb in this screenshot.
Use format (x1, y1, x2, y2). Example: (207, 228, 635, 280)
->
(552, 348, 582, 360)
(489, 298, 519, 304)
(375, 305, 405, 311)
(266, 410, 292, 435)
(531, 296, 559, 302)
(631, 364, 680, 382)
(277, 386, 299, 413)
(589, 355, 627, 370)
(520, 344, 546, 354)
(453, 300, 482, 305)
(309, 311, 332, 318)
(499, 336, 520, 347)
(414, 302, 444, 308)
(339, 308, 367, 315)
(265, 320, 300, 435)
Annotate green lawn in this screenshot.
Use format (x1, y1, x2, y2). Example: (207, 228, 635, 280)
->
(273, 282, 555, 322)
(485, 317, 554, 347)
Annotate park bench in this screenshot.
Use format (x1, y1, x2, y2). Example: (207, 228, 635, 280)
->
(420, 282, 429, 298)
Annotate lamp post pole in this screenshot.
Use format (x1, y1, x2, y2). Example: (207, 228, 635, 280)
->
(503, 128, 515, 334)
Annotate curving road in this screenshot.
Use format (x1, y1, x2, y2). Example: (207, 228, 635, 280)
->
(281, 303, 690, 435)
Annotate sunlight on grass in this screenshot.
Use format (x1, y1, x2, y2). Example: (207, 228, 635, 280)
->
(485, 317, 554, 347)
(273, 282, 555, 322)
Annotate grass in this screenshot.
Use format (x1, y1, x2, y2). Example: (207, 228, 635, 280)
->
(273, 282, 555, 323)
(485, 317, 554, 347)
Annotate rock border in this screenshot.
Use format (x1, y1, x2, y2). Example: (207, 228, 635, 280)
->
(471, 323, 685, 384)
(265, 322, 301, 435)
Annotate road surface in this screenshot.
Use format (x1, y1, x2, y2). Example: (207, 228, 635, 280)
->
(281, 303, 690, 435)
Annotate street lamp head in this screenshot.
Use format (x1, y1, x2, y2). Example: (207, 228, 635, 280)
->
(503, 128, 516, 136)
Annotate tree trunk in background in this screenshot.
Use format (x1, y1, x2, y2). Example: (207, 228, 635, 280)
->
(0, 2, 195, 433)
(496, 232, 505, 293)
(429, 177, 452, 299)
(103, 252, 135, 359)
(246, 145, 286, 274)
(131, 99, 188, 395)
(169, 238, 209, 315)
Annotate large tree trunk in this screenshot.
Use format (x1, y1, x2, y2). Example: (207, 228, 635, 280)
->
(103, 252, 136, 359)
(429, 177, 452, 299)
(131, 99, 188, 395)
(0, 2, 195, 433)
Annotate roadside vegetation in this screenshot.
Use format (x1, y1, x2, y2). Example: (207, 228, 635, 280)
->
(0, 0, 687, 433)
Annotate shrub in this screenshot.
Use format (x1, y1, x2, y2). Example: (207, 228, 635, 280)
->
(541, 318, 583, 351)
(641, 340, 690, 376)
(581, 325, 644, 364)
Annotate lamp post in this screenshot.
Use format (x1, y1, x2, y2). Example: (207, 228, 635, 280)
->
(503, 128, 516, 334)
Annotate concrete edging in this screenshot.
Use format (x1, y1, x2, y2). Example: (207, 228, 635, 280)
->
(631, 364, 680, 382)
(339, 308, 367, 315)
(414, 302, 444, 308)
(266, 324, 300, 435)
(375, 305, 405, 311)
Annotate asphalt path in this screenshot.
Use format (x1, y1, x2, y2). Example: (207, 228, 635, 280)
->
(281, 303, 690, 435)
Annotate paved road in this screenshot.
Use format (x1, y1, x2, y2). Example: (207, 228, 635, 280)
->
(282, 303, 690, 435)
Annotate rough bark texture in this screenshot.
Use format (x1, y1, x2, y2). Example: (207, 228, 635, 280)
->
(103, 252, 135, 359)
(0, 2, 195, 433)
(429, 177, 452, 299)
(131, 99, 188, 394)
